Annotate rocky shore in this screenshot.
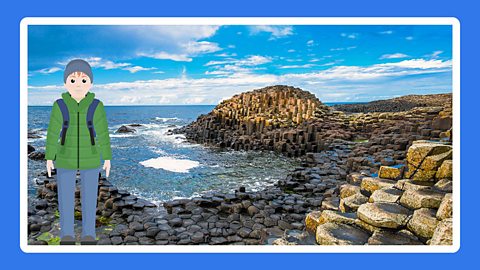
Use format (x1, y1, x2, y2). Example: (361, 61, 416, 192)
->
(27, 85, 453, 245)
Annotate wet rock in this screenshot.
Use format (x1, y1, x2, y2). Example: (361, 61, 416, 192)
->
(436, 193, 453, 220)
(28, 151, 45, 160)
(430, 218, 453, 245)
(357, 202, 412, 229)
(407, 208, 439, 239)
(316, 222, 370, 245)
(28, 144, 35, 154)
(399, 189, 445, 209)
(116, 125, 136, 133)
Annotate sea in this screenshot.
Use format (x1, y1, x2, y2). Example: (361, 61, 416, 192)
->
(27, 105, 307, 204)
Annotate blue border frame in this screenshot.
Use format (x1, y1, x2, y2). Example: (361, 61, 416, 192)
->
(3, 0, 476, 268)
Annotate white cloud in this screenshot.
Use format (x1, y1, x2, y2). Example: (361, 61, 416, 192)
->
(34, 67, 62, 74)
(138, 51, 193, 62)
(330, 46, 357, 51)
(307, 40, 315, 46)
(204, 55, 272, 76)
(28, 58, 452, 105)
(379, 30, 393, 34)
(58, 57, 130, 70)
(249, 25, 293, 39)
(287, 49, 296, 53)
(426, 50, 443, 58)
(182, 41, 221, 54)
(380, 53, 409, 59)
(406, 36, 414, 40)
(122, 66, 157, 73)
(279, 64, 316, 69)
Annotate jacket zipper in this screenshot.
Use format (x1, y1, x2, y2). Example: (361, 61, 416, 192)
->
(77, 103, 80, 169)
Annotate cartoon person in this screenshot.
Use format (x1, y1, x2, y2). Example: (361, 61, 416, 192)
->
(45, 59, 112, 245)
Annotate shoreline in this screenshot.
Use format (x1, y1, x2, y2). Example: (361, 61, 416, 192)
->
(27, 88, 453, 245)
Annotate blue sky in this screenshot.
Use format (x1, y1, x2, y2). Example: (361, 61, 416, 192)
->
(28, 25, 452, 105)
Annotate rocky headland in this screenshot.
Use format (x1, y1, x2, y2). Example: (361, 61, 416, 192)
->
(28, 85, 453, 246)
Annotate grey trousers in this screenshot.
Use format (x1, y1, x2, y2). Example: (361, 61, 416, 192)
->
(56, 167, 100, 238)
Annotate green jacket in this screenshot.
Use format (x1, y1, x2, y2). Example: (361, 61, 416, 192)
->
(45, 92, 112, 170)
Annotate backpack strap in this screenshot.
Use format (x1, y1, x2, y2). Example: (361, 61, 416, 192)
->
(86, 99, 100, 145)
(56, 99, 69, 145)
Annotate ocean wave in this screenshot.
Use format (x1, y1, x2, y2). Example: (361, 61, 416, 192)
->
(154, 117, 180, 122)
(139, 156, 200, 173)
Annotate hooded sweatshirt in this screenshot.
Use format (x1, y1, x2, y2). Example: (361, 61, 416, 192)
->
(45, 92, 112, 170)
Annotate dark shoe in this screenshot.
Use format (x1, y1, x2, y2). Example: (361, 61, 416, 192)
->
(60, 235, 76, 245)
(80, 235, 97, 245)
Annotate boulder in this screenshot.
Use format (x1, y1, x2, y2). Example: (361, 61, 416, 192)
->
(395, 179, 434, 191)
(368, 230, 423, 245)
(116, 125, 136, 133)
(361, 177, 396, 195)
(357, 202, 412, 229)
(369, 187, 403, 203)
(430, 218, 453, 245)
(315, 222, 370, 245)
(436, 160, 453, 179)
(340, 184, 361, 199)
(406, 141, 452, 168)
(436, 193, 453, 220)
(305, 211, 322, 233)
(407, 208, 439, 239)
(408, 150, 452, 181)
(378, 166, 403, 180)
(28, 144, 35, 154)
(399, 189, 445, 209)
(339, 193, 368, 213)
(305, 210, 357, 233)
(434, 179, 453, 192)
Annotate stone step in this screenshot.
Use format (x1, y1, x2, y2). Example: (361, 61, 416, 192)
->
(357, 202, 412, 229)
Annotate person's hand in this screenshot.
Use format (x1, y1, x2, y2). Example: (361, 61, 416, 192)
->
(46, 160, 54, 177)
(103, 160, 111, 177)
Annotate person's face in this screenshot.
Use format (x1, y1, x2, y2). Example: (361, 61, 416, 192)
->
(64, 72, 92, 98)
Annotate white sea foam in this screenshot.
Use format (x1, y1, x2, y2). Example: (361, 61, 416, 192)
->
(140, 156, 200, 173)
(154, 117, 179, 122)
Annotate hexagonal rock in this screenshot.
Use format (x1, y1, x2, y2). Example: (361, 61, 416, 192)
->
(436, 193, 452, 220)
(357, 202, 412, 229)
(407, 208, 439, 239)
(369, 187, 403, 203)
(305, 211, 322, 233)
(399, 189, 445, 209)
(340, 184, 361, 199)
(407, 150, 452, 181)
(395, 179, 434, 191)
(378, 166, 403, 180)
(434, 179, 452, 192)
(368, 230, 423, 245)
(436, 160, 453, 179)
(361, 177, 396, 195)
(406, 141, 452, 168)
(315, 222, 370, 245)
(430, 218, 453, 245)
(305, 210, 357, 232)
(347, 172, 365, 185)
(340, 193, 368, 213)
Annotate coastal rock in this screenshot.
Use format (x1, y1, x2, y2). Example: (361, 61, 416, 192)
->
(339, 193, 368, 213)
(360, 177, 396, 196)
(357, 202, 412, 229)
(368, 230, 423, 245)
(378, 166, 403, 180)
(116, 125, 136, 133)
(399, 189, 445, 209)
(430, 218, 453, 245)
(28, 144, 35, 154)
(436, 160, 453, 179)
(407, 208, 439, 239)
(315, 222, 370, 245)
(340, 184, 361, 199)
(394, 179, 434, 191)
(436, 193, 453, 220)
(405, 141, 452, 181)
(369, 187, 403, 203)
